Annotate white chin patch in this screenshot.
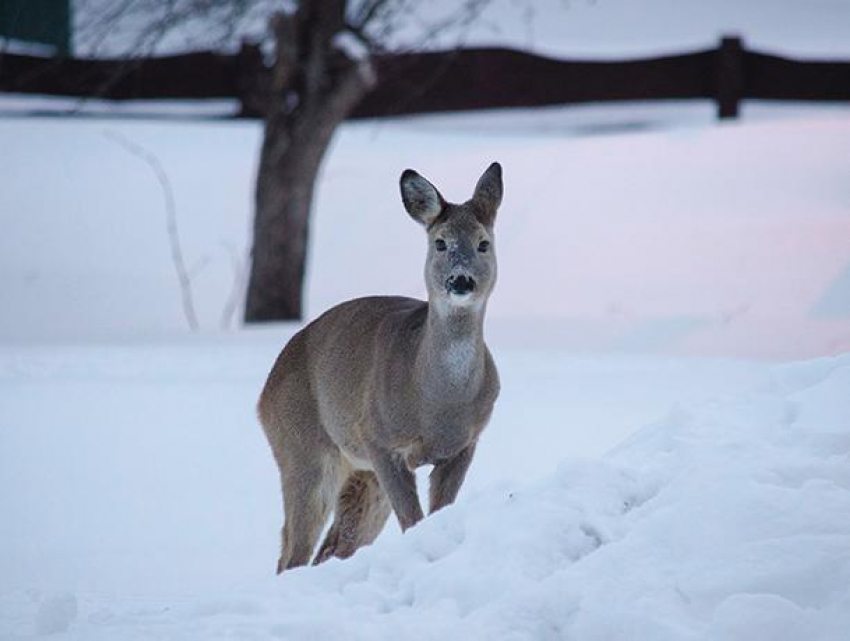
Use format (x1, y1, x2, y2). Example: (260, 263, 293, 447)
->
(447, 291, 476, 306)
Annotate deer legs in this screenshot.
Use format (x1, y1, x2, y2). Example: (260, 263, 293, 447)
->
(429, 442, 477, 514)
(369, 440, 478, 530)
(275, 437, 475, 572)
(277, 452, 339, 574)
(370, 447, 425, 531)
(314, 470, 391, 564)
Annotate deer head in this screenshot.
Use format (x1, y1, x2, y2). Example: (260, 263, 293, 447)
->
(400, 162, 503, 311)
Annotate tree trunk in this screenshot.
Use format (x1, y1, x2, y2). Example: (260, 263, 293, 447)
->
(244, 1, 375, 323)
(245, 115, 332, 321)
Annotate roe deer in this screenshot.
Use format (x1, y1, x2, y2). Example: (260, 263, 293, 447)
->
(258, 163, 503, 573)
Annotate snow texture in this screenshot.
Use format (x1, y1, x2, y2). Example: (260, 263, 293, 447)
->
(1, 3, 849, 637)
(1, 346, 848, 639)
(33, 593, 78, 635)
(2, 109, 850, 358)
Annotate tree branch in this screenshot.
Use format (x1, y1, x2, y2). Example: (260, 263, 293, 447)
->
(220, 242, 249, 330)
(269, 10, 298, 100)
(321, 57, 377, 122)
(103, 130, 200, 332)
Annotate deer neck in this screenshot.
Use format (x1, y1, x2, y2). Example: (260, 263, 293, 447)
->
(417, 300, 487, 398)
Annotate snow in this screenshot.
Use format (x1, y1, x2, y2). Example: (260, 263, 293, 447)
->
(3, 106, 850, 357)
(2, 2, 850, 636)
(33, 593, 78, 636)
(1, 343, 848, 639)
(2, 107, 850, 638)
(333, 31, 370, 62)
(0, 39, 61, 57)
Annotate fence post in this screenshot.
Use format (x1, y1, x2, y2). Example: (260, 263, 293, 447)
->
(716, 35, 744, 119)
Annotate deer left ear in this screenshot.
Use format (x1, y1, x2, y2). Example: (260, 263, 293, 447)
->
(472, 162, 503, 222)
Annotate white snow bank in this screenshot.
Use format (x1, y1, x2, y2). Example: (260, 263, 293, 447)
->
(33, 593, 78, 635)
(1, 347, 847, 639)
(245, 353, 850, 641)
(2, 109, 850, 358)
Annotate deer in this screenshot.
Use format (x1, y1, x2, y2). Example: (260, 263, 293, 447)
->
(257, 163, 503, 573)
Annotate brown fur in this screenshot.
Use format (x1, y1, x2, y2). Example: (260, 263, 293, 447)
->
(258, 163, 503, 573)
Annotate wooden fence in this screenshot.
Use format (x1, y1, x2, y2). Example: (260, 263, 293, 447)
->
(1, 36, 849, 120)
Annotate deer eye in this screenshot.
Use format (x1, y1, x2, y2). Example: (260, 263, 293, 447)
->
(435, 239, 447, 251)
(478, 240, 490, 253)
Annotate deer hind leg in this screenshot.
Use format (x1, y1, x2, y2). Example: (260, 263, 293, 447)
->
(313, 470, 392, 565)
(276, 449, 342, 574)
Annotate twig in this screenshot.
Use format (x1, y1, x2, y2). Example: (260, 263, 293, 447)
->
(220, 242, 249, 331)
(103, 129, 200, 331)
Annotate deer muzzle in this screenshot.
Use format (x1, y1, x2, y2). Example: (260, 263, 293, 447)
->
(446, 274, 476, 296)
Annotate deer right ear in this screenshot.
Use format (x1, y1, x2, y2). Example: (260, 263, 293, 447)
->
(400, 169, 445, 226)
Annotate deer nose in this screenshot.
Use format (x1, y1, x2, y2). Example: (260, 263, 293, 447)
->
(446, 274, 476, 295)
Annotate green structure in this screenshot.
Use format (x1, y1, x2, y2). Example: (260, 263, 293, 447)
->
(0, 0, 72, 55)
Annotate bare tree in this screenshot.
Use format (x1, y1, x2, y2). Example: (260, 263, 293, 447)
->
(246, 1, 377, 321)
(247, 0, 489, 321)
(74, 0, 490, 322)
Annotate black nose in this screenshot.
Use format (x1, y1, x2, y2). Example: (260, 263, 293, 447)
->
(446, 274, 476, 295)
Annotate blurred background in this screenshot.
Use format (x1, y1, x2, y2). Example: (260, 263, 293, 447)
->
(1, 0, 849, 357)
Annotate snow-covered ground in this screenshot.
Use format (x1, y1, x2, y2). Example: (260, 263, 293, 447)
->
(2, 1, 850, 635)
(1, 343, 848, 639)
(2, 104, 849, 638)
(3, 104, 850, 357)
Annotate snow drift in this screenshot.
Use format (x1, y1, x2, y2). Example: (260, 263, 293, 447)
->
(1, 352, 847, 639)
(3, 2, 850, 633)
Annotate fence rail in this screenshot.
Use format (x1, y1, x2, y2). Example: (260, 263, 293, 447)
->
(1, 36, 849, 120)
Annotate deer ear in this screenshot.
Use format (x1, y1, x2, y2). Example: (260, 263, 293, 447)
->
(400, 169, 445, 226)
(472, 162, 503, 219)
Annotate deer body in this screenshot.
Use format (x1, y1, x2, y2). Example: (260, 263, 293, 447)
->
(258, 164, 503, 572)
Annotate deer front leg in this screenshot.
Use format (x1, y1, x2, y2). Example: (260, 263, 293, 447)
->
(369, 446, 424, 531)
(429, 442, 477, 514)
